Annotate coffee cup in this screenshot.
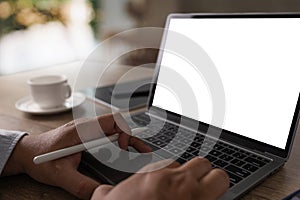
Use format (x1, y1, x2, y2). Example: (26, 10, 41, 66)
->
(28, 75, 72, 109)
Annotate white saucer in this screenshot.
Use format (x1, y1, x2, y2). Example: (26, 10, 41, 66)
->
(15, 92, 86, 115)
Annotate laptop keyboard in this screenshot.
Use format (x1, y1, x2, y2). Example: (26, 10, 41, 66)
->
(127, 113, 271, 188)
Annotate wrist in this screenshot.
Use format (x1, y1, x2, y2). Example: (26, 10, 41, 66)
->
(15, 134, 35, 175)
(2, 135, 31, 176)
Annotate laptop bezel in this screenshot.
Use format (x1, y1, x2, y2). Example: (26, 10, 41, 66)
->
(147, 12, 300, 159)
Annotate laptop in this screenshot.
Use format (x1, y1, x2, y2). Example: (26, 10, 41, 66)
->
(81, 13, 300, 199)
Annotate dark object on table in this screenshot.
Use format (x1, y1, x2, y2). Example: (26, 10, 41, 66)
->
(84, 79, 152, 110)
(283, 189, 300, 200)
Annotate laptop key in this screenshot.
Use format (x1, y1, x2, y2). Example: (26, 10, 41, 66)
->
(231, 159, 246, 166)
(181, 152, 195, 161)
(221, 143, 229, 147)
(194, 137, 203, 143)
(226, 171, 242, 184)
(220, 154, 234, 161)
(169, 125, 179, 131)
(197, 151, 207, 157)
(157, 135, 169, 141)
(195, 133, 204, 139)
(176, 158, 186, 165)
(181, 138, 193, 144)
(174, 142, 187, 149)
(238, 149, 247, 154)
(162, 144, 174, 151)
(200, 145, 211, 153)
(191, 142, 200, 148)
(222, 148, 235, 155)
(174, 135, 185, 141)
(232, 152, 247, 159)
(229, 146, 239, 151)
(152, 140, 167, 147)
(146, 137, 157, 143)
(191, 150, 201, 156)
(203, 140, 214, 147)
(217, 141, 226, 146)
(244, 157, 266, 167)
(181, 132, 193, 138)
(206, 137, 216, 142)
(169, 148, 183, 155)
(209, 150, 222, 157)
(257, 157, 271, 163)
(225, 165, 250, 178)
(186, 146, 197, 153)
(205, 155, 217, 162)
(213, 144, 224, 151)
(250, 154, 258, 158)
(165, 131, 176, 137)
(214, 159, 228, 168)
(242, 164, 259, 172)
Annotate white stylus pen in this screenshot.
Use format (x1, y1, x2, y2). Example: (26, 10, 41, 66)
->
(33, 127, 148, 164)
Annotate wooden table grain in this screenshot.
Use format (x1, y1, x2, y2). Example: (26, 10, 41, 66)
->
(0, 61, 299, 200)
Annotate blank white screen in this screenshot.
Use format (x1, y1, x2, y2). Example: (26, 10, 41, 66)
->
(152, 18, 300, 149)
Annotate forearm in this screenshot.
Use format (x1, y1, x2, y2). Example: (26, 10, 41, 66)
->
(0, 130, 28, 176)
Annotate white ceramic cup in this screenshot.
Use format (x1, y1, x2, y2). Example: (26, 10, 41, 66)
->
(28, 75, 72, 109)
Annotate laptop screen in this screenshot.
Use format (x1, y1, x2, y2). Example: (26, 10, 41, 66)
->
(152, 17, 300, 149)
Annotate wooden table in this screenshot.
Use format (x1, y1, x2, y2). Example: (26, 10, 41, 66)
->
(0, 61, 299, 199)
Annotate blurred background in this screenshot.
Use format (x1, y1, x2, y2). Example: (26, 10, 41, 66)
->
(1, 0, 300, 75)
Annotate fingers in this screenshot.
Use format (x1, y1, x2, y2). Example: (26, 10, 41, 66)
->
(70, 113, 131, 144)
(92, 185, 114, 200)
(97, 113, 131, 135)
(197, 168, 230, 199)
(99, 113, 152, 152)
(59, 169, 100, 200)
(70, 113, 152, 152)
(112, 113, 131, 134)
(118, 132, 130, 150)
(180, 158, 229, 199)
(117, 133, 152, 152)
(179, 157, 212, 179)
(139, 159, 180, 173)
(164, 160, 181, 169)
(128, 136, 152, 153)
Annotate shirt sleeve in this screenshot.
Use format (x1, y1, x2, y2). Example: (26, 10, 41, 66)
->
(0, 129, 28, 175)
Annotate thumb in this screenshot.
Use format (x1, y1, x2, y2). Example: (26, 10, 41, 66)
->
(59, 169, 100, 200)
(91, 185, 114, 200)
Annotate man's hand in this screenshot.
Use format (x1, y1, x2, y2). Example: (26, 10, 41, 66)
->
(2, 113, 151, 199)
(92, 157, 229, 200)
